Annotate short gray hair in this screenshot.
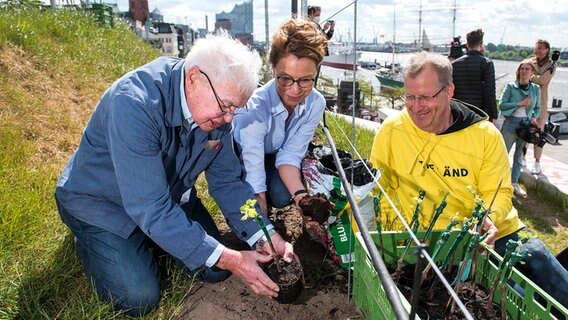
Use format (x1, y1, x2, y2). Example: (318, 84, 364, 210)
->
(185, 31, 261, 100)
(403, 51, 453, 87)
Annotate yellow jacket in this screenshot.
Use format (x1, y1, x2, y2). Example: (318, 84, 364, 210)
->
(370, 101, 524, 239)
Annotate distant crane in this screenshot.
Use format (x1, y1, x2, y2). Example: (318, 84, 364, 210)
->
(500, 27, 507, 45)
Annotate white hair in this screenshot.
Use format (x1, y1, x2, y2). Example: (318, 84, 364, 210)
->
(185, 31, 261, 99)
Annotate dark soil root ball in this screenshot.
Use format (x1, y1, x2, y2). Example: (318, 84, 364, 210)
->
(299, 193, 331, 224)
(265, 259, 303, 304)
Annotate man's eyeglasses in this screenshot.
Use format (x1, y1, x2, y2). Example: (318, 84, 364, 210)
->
(198, 69, 238, 116)
(276, 76, 316, 89)
(405, 86, 446, 104)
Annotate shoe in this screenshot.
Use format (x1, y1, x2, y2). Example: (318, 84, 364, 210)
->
(521, 159, 527, 169)
(531, 162, 542, 175)
(512, 183, 527, 198)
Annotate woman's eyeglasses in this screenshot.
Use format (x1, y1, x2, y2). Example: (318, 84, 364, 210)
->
(276, 76, 316, 89)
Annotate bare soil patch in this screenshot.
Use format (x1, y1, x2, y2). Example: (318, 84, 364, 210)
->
(175, 205, 360, 320)
(396, 265, 501, 320)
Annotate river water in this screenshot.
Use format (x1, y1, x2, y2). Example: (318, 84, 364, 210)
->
(320, 51, 568, 109)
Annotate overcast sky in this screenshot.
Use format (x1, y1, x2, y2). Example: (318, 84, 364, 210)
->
(114, 0, 567, 48)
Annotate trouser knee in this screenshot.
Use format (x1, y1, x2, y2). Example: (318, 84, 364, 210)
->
(100, 281, 161, 317)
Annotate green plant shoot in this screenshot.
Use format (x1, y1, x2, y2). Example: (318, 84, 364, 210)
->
(240, 199, 281, 271)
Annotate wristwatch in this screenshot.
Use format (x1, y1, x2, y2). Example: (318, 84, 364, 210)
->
(255, 228, 276, 250)
(291, 189, 308, 202)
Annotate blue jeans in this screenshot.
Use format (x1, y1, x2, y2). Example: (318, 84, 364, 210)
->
(500, 116, 527, 184)
(56, 196, 229, 317)
(495, 228, 568, 308)
(265, 153, 293, 208)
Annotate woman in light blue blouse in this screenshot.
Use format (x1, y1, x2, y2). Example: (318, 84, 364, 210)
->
(498, 60, 541, 198)
(233, 18, 328, 218)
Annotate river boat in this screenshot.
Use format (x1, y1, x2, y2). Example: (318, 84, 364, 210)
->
(359, 60, 378, 70)
(375, 64, 403, 90)
(322, 41, 362, 70)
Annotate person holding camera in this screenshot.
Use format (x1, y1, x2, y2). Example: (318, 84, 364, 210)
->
(447, 36, 466, 62)
(498, 60, 541, 198)
(451, 29, 498, 123)
(307, 5, 334, 56)
(524, 39, 558, 175)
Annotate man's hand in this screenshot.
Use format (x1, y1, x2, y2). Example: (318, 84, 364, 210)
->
(480, 218, 499, 247)
(215, 248, 279, 298)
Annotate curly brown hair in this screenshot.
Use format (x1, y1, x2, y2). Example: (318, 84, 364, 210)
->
(268, 18, 328, 67)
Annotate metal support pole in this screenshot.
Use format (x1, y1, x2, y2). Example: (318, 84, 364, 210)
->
(264, 0, 269, 53)
(291, 0, 298, 17)
(300, 0, 308, 18)
(320, 124, 409, 320)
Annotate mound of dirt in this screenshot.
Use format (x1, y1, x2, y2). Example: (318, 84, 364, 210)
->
(299, 193, 331, 224)
(175, 205, 360, 320)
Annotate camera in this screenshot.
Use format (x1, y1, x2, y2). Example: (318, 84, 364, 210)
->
(328, 20, 334, 24)
(552, 50, 560, 62)
(449, 36, 465, 59)
(516, 121, 557, 147)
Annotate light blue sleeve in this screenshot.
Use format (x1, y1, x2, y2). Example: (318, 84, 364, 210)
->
(233, 93, 271, 193)
(498, 83, 517, 117)
(275, 92, 326, 168)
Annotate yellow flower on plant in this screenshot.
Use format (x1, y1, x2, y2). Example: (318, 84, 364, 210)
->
(450, 212, 459, 223)
(240, 199, 258, 221)
(470, 217, 479, 226)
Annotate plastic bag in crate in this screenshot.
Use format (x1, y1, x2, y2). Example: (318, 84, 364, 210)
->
(302, 145, 380, 268)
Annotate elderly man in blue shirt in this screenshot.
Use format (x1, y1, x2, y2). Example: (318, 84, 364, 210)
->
(54, 33, 295, 317)
(233, 19, 328, 220)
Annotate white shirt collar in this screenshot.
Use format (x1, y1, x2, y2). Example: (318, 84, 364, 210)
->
(180, 63, 194, 124)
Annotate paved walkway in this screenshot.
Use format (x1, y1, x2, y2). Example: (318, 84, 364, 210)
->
(517, 147, 568, 202)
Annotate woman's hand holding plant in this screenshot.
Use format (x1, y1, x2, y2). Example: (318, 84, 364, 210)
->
(258, 232, 295, 263)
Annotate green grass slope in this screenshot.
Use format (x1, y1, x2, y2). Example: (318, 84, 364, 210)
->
(0, 7, 177, 319)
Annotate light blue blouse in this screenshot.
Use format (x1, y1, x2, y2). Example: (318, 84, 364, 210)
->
(233, 79, 326, 193)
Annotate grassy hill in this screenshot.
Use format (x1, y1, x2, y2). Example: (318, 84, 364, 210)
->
(0, 7, 174, 319)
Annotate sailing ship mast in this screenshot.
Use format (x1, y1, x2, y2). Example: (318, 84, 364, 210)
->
(391, 1, 396, 77)
(417, 0, 422, 50)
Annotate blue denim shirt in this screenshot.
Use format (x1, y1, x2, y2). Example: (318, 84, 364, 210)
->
(232, 79, 325, 193)
(55, 57, 271, 270)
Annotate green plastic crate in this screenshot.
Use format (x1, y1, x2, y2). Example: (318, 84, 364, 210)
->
(353, 231, 568, 320)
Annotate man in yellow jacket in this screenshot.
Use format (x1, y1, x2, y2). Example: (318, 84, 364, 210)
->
(370, 51, 568, 308)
